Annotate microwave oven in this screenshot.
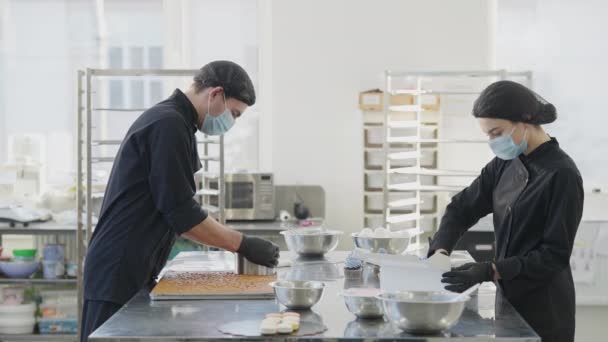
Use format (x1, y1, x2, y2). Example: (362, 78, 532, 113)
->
(209, 173, 275, 221)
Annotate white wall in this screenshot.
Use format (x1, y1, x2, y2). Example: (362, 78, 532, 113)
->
(261, 0, 494, 248)
(495, 1, 608, 341)
(496, 0, 608, 190)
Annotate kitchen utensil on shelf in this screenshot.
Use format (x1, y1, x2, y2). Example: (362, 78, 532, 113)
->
(0, 261, 39, 279)
(12, 249, 37, 262)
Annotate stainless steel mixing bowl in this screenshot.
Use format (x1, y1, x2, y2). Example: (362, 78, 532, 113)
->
(270, 280, 325, 310)
(352, 234, 410, 254)
(377, 291, 468, 333)
(340, 290, 384, 319)
(234, 253, 276, 275)
(281, 229, 343, 256)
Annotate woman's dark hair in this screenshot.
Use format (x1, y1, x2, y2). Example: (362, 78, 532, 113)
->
(472, 80, 556, 125)
(193, 60, 256, 106)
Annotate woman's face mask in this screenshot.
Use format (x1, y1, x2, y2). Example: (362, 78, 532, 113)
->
(488, 125, 528, 160)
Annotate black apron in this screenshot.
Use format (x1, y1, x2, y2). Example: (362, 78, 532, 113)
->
(494, 157, 576, 342)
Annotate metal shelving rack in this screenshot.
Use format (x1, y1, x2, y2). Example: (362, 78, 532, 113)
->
(378, 70, 532, 252)
(76, 68, 225, 339)
(0, 221, 80, 342)
(0, 86, 83, 342)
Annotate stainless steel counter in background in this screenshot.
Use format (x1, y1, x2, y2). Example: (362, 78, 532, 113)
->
(89, 251, 539, 342)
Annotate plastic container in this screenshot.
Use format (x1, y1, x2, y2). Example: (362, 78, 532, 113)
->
(42, 260, 65, 279)
(43, 244, 65, 262)
(0, 317, 36, 334)
(2, 287, 25, 305)
(66, 262, 77, 278)
(38, 318, 78, 334)
(0, 261, 39, 278)
(40, 302, 77, 319)
(12, 249, 37, 259)
(39, 290, 77, 305)
(0, 302, 36, 319)
(13, 256, 35, 262)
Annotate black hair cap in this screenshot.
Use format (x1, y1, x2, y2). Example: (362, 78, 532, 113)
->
(472, 80, 556, 125)
(194, 60, 256, 106)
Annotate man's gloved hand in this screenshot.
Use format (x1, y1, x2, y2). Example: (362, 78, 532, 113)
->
(441, 262, 493, 293)
(237, 235, 280, 268)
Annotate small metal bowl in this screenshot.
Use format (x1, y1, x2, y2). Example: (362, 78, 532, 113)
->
(340, 288, 384, 319)
(270, 280, 325, 310)
(377, 291, 468, 333)
(352, 234, 410, 254)
(281, 229, 343, 257)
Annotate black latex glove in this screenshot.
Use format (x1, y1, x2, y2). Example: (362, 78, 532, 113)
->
(237, 235, 280, 268)
(441, 262, 493, 293)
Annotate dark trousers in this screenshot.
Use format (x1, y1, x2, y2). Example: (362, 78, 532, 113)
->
(80, 299, 122, 342)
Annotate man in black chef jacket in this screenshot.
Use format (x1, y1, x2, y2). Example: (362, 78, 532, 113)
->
(81, 61, 279, 341)
(428, 81, 583, 342)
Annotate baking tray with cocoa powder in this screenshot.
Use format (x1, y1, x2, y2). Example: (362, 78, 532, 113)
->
(150, 271, 277, 300)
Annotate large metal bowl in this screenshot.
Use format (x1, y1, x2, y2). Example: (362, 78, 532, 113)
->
(377, 291, 468, 333)
(340, 289, 384, 319)
(281, 229, 343, 256)
(234, 253, 276, 276)
(270, 280, 325, 310)
(352, 234, 410, 254)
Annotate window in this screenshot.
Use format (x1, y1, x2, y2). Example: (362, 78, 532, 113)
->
(148, 46, 163, 69)
(106, 45, 164, 108)
(109, 80, 124, 108)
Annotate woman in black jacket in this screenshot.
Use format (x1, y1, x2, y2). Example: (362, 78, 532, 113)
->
(428, 81, 583, 342)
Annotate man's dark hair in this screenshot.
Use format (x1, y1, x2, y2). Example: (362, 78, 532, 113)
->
(193, 60, 256, 106)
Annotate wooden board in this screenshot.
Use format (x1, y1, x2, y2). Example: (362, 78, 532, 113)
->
(151, 271, 276, 301)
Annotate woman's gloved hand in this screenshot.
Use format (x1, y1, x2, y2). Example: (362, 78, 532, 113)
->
(441, 262, 493, 293)
(237, 235, 280, 268)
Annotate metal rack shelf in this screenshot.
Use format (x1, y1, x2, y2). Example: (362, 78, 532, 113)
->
(388, 183, 465, 192)
(0, 334, 76, 341)
(91, 107, 148, 112)
(0, 278, 78, 285)
(372, 69, 533, 251)
(0, 223, 79, 235)
(387, 137, 486, 144)
(389, 167, 479, 177)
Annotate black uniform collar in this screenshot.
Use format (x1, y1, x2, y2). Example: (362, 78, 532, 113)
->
(520, 137, 558, 163)
(169, 89, 199, 133)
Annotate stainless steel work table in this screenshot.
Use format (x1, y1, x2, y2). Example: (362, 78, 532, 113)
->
(89, 251, 540, 341)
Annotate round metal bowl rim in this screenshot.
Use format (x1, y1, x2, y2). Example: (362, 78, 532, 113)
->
(338, 291, 382, 298)
(281, 230, 344, 236)
(376, 293, 470, 304)
(269, 281, 326, 289)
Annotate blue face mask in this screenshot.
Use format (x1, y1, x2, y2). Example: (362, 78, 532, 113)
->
(488, 126, 528, 160)
(200, 94, 235, 136)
